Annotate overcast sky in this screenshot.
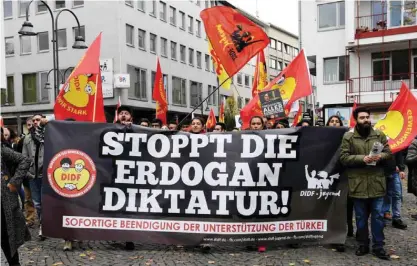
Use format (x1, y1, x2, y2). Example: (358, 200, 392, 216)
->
(228, 0, 299, 36)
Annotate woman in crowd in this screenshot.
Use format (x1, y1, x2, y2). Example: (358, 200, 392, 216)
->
(406, 134, 417, 220)
(1, 127, 31, 266)
(189, 117, 205, 134)
(326, 115, 344, 127)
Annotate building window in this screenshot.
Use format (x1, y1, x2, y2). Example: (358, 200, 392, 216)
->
(205, 54, 210, 71)
(196, 20, 201, 37)
(160, 37, 167, 57)
(244, 75, 250, 87)
(5, 37, 14, 56)
(188, 15, 194, 34)
(270, 56, 277, 69)
(3, 0, 12, 18)
(22, 72, 49, 104)
(55, 0, 65, 9)
(180, 45, 186, 62)
(57, 29, 67, 48)
(205, 0, 209, 8)
(150, 33, 156, 53)
(237, 73, 242, 85)
(212, 86, 217, 105)
(196, 0, 200, 6)
(207, 85, 213, 105)
(127, 65, 147, 100)
(283, 43, 290, 54)
(293, 48, 299, 56)
(196, 51, 202, 68)
(190, 80, 202, 107)
(19, 0, 30, 17)
(20, 36, 31, 55)
(1, 76, 15, 105)
(138, 29, 146, 49)
(171, 41, 177, 60)
(276, 41, 282, 51)
(37, 31, 49, 52)
(188, 48, 194, 65)
(73, 26, 85, 39)
(150, 0, 156, 16)
(159, 1, 166, 21)
(318, 1, 345, 30)
(37, 1, 47, 13)
(73, 0, 84, 7)
(172, 76, 187, 105)
(372, 58, 390, 81)
(169, 6, 176, 25)
(277, 61, 282, 71)
(125, 0, 133, 6)
(126, 24, 134, 46)
(137, 0, 145, 11)
(179, 11, 185, 30)
(270, 38, 276, 49)
(323, 56, 347, 83)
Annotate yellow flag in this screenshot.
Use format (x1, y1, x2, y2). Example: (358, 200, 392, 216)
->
(208, 41, 231, 90)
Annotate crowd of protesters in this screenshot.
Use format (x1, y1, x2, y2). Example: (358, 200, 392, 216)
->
(1, 105, 417, 265)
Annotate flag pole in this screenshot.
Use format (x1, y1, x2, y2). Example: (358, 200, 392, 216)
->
(92, 72, 99, 122)
(178, 77, 231, 127)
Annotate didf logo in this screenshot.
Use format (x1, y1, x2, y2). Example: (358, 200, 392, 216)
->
(47, 149, 96, 198)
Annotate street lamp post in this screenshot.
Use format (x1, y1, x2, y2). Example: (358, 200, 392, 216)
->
(18, 0, 87, 100)
(44, 66, 74, 91)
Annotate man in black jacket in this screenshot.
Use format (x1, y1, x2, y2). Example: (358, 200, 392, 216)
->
(382, 150, 407, 229)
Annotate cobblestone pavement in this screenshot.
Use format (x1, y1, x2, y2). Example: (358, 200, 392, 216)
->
(2, 189, 417, 266)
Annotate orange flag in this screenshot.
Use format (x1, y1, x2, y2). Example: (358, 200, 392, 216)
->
(252, 50, 268, 97)
(240, 49, 312, 129)
(219, 100, 225, 123)
(292, 103, 302, 127)
(349, 101, 357, 128)
(54, 33, 106, 122)
(206, 108, 217, 129)
(152, 58, 168, 125)
(200, 6, 269, 77)
(374, 82, 417, 153)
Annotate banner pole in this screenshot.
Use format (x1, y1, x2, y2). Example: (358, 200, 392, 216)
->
(92, 72, 99, 122)
(178, 77, 230, 127)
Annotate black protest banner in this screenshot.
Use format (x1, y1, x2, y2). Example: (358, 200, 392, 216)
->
(259, 90, 285, 118)
(42, 121, 348, 245)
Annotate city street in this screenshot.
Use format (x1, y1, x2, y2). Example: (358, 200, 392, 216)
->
(3, 186, 416, 266)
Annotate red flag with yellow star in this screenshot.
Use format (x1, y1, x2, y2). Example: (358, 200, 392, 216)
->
(54, 33, 106, 122)
(219, 100, 225, 123)
(252, 50, 268, 97)
(152, 58, 168, 125)
(206, 108, 217, 129)
(374, 82, 417, 153)
(240, 49, 312, 129)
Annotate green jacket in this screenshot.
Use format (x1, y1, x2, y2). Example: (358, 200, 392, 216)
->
(339, 128, 392, 199)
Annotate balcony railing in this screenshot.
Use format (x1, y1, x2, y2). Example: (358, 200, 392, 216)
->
(347, 72, 417, 93)
(356, 13, 387, 33)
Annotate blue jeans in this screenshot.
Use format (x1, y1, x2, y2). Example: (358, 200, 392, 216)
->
(382, 172, 402, 220)
(29, 178, 43, 223)
(354, 197, 385, 250)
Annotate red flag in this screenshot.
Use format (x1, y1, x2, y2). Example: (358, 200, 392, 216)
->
(206, 108, 217, 129)
(240, 49, 312, 129)
(349, 101, 357, 128)
(374, 82, 417, 153)
(252, 50, 268, 97)
(152, 58, 168, 125)
(54, 33, 106, 122)
(200, 6, 269, 77)
(219, 100, 225, 123)
(292, 103, 302, 127)
(113, 96, 121, 123)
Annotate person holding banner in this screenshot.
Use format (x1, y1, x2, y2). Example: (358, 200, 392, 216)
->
(190, 117, 205, 134)
(339, 107, 392, 260)
(326, 116, 343, 127)
(115, 106, 133, 125)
